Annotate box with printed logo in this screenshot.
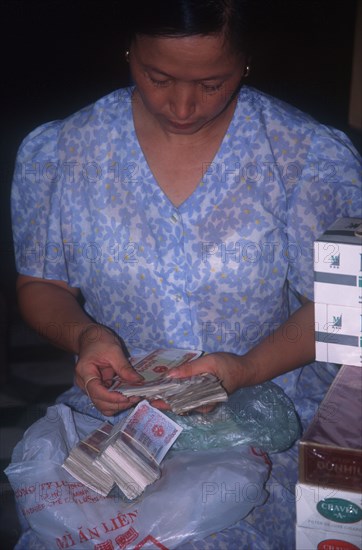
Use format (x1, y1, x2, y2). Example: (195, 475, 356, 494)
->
(315, 303, 362, 366)
(314, 217, 362, 367)
(296, 483, 362, 537)
(298, 365, 362, 493)
(314, 217, 362, 307)
(296, 524, 362, 550)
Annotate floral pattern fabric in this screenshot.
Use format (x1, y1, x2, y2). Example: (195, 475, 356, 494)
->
(11, 85, 362, 549)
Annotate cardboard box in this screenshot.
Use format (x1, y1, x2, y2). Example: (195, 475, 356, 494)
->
(296, 483, 362, 536)
(315, 303, 362, 367)
(314, 217, 362, 297)
(314, 223, 362, 308)
(296, 524, 362, 550)
(314, 217, 362, 367)
(299, 365, 362, 493)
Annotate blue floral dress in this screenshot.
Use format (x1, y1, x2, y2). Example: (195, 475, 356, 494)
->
(11, 85, 362, 549)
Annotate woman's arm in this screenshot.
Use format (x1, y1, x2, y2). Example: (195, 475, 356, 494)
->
(16, 274, 142, 415)
(17, 274, 93, 353)
(240, 298, 315, 386)
(166, 299, 315, 395)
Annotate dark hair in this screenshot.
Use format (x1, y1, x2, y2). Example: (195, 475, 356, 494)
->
(123, 0, 255, 54)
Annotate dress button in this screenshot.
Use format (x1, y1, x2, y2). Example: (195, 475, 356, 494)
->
(175, 293, 182, 302)
(170, 213, 180, 224)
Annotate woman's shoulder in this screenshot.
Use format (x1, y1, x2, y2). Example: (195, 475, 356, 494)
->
(62, 86, 134, 130)
(238, 86, 360, 160)
(17, 86, 134, 157)
(239, 86, 318, 132)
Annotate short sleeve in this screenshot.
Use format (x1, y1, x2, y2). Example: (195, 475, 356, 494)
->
(286, 126, 362, 300)
(11, 120, 72, 283)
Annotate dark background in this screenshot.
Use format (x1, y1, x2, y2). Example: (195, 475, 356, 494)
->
(0, 0, 361, 305)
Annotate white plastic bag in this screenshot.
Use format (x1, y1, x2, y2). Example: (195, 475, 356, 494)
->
(5, 404, 270, 549)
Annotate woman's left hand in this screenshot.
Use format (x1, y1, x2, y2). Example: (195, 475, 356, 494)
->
(151, 352, 255, 413)
(152, 301, 315, 413)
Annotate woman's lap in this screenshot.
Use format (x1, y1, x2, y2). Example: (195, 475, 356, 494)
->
(14, 366, 335, 550)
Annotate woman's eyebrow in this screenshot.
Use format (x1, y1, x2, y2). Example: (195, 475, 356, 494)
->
(144, 64, 228, 81)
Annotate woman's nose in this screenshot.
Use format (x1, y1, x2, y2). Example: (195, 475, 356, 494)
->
(169, 83, 196, 120)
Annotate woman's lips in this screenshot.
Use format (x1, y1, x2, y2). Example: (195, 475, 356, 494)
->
(168, 120, 197, 130)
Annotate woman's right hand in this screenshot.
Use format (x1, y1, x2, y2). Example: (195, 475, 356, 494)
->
(16, 276, 144, 416)
(75, 324, 144, 416)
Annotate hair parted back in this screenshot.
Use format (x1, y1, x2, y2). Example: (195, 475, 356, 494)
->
(123, 0, 255, 55)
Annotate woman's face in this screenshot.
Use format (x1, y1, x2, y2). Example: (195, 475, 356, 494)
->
(129, 33, 246, 135)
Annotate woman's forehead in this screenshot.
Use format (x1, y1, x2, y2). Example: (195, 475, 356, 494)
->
(132, 33, 239, 72)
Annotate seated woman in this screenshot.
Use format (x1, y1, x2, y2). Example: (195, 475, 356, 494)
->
(10, 0, 362, 548)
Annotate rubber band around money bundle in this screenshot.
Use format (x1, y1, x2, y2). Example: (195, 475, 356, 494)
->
(105, 425, 161, 469)
(115, 431, 161, 472)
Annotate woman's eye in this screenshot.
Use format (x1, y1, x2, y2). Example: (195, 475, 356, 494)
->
(201, 83, 223, 93)
(149, 76, 170, 87)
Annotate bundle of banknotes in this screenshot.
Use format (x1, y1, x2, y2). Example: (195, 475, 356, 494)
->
(62, 400, 183, 499)
(110, 348, 228, 413)
(115, 373, 228, 413)
(63, 350, 228, 498)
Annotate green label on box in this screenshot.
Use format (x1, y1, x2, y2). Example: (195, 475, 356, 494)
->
(317, 498, 362, 523)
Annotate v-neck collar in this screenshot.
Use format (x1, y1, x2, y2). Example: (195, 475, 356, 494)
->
(127, 86, 243, 213)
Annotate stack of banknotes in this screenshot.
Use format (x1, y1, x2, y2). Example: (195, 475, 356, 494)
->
(63, 350, 228, 498)
(115, 373, 228, 413)
(62, 400, 183, 499)
(110, 348, 228, 413)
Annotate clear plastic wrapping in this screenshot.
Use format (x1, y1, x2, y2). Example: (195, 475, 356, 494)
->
(167, 381, 301, 453)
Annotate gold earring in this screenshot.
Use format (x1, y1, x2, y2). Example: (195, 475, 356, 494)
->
(243, 65, 250, 78)
(125, 50, 130, 63)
